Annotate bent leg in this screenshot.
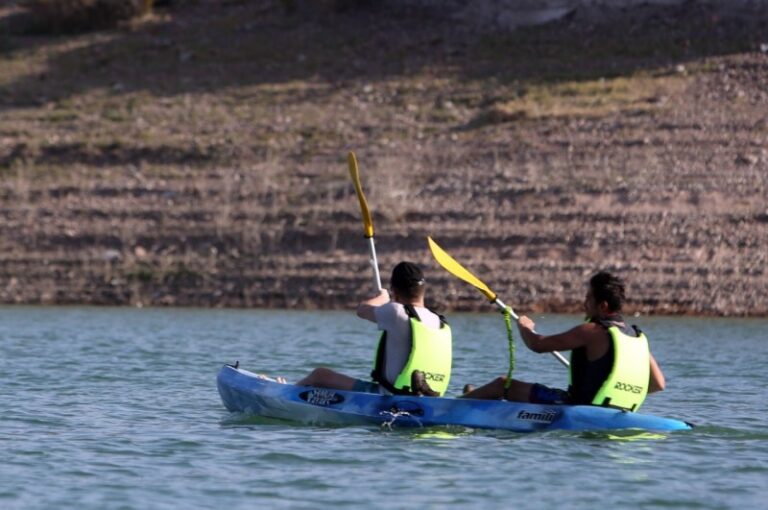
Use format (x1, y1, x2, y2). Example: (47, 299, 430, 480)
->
(503, 379, 534, 402)
(296, 367, 358, 391)
(461, 376, 534, 402)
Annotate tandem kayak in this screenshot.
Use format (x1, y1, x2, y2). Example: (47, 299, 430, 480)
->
(217, 365, 692, 433)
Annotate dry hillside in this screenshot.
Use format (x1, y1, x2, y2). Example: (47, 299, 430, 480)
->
(1, 0, 766, 315)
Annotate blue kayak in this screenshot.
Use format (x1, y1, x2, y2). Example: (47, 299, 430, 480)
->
(217, 365, 692, 433)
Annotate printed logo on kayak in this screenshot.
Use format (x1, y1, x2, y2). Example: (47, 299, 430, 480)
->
(517, 409, 558, 423)
(388, 401, 424, 417)
(299, 389, 344, 407)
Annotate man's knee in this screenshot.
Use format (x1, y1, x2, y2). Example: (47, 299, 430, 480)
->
(317, 367, 345, 384)
(312, 367, 332, 378)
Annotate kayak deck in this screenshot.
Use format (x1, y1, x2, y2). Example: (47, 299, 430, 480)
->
(217, 365, 692, 433)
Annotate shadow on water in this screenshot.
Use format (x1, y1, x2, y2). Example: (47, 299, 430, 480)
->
(220, 412, 480, 440)
(2, 0, 765, 107)
(219, 412, 315, 429)
(219, 409, 696, 442)
(218, 409, 469, 435)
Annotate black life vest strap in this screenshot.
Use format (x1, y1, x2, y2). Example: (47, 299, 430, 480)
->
(403, 304, 420, 321)
(406, 303, 449, 328)
(371, 331, 387, 383)
(600, 397, 638, 412)
(370, 331, 413, 395)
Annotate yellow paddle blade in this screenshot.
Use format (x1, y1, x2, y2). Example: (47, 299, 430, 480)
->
(427, 236, 497, 302)
(347, 151, 374, 238)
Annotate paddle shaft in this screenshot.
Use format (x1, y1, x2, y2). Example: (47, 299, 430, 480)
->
(366, 236, 383, 292)
(491, 296, 570, 368)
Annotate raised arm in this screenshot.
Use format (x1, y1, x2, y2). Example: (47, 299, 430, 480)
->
(356, 289, 390, 322)
(516, 316, 593, 353)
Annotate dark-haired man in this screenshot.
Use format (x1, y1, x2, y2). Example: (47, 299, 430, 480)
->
(296, 261, 452, 396)
(463, 272, 665, 411)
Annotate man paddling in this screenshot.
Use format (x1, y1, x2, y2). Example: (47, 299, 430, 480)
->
(296, 261, 452, 396)
(462, 272, 665, 410)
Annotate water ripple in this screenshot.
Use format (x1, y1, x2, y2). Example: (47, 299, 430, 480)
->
(1, 308, 767, 509)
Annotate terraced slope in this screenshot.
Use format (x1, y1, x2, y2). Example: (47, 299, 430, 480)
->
(0, 1, 766, 315)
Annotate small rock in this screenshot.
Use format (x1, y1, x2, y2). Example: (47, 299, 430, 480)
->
(735, 154, 757, 166)
(102, 249, 122, 262)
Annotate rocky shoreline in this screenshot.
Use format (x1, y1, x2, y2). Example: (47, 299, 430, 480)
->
(1, 1, 766, 315)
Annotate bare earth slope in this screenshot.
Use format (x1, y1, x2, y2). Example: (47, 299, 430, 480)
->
(1, 1, 766, 315)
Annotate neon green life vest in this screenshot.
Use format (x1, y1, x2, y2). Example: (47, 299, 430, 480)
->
(588, 326, 650, 411)
(371, 305, 452, 396)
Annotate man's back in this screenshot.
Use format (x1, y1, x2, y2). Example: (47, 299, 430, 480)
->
(374, 302, 441, 384)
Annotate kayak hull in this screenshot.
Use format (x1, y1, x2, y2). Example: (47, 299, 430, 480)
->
(217, 365, 692, 432)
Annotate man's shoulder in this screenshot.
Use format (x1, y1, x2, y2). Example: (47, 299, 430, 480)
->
(379, 301, 405, 315)
(374, 301, 405, 324)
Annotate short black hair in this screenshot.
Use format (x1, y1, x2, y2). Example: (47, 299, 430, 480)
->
(590, 271, 626, 312)
(390, 261, 425, 300)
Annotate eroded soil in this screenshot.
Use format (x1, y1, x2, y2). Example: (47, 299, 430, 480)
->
(1, 1, 766, 315)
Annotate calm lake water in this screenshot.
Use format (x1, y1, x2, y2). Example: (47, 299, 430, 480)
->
(1, 307, 766, 509)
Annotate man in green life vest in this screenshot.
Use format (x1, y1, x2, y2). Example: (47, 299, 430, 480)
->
(462, 272, 665, 411)
(295, 261, 453, 396)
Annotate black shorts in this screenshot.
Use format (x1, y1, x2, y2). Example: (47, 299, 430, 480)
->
(529, 383, 572, 405)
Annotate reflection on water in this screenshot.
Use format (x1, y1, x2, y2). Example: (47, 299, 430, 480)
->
(579, 430, 670, 442)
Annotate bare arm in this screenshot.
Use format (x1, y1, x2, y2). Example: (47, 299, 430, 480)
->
(517, 315, 592, 353)
(356, 289, 390, 322)
(648, 352, 666, 393)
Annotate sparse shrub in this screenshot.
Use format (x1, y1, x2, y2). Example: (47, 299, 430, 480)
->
(280, 0, 377, 15)
(23, 0, 153, 33)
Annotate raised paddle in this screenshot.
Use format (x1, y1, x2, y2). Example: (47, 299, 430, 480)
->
(427, 236, 570, 368)
(348, 151, 383, 292)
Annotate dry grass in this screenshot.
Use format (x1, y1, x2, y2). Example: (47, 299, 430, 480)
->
(471, 73, 687, 127)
